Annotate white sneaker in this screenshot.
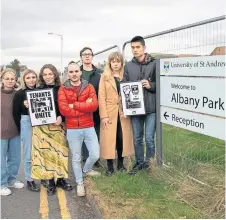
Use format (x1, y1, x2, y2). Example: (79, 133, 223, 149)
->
(8, 180, 25, 189)
(84, 169, 101, 177)
(77, 183, 86, 197)
(0, 186, 12, 196)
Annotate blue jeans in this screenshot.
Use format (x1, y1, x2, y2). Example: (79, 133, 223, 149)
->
(1, 136, 21, 186)
(20, 115, 33, 181)
(67, 127, 100, 184)
(131, 113, 156, 164)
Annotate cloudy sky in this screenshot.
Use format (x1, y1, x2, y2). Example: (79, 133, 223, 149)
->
(1, 0, 225, 71)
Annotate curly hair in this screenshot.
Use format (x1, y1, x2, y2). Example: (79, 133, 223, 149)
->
(39, 64, 61, 86)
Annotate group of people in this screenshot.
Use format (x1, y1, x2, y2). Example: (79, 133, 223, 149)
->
(0, 36, 156, 198)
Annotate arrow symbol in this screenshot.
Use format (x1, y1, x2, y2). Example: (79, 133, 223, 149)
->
(164, 112, 169, 120)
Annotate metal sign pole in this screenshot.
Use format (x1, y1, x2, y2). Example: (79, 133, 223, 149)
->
(156, 59, 163, 166)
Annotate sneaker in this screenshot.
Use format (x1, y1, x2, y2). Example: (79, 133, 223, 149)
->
(77, 183, 86, 197)
(8, 180, 24, 189)
(0, 186, 12, 196)
(84, 169, 101, 177)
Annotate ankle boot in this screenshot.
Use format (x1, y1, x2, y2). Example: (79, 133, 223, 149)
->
(106, 160, 114, 176)
(117, 158, 126, 171)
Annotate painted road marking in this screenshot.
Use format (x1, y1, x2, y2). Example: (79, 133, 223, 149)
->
(39, 185, 49, 219)
(57, 188, 71, 219)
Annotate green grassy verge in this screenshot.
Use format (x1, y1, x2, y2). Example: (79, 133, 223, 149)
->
(88, 169, 202, 219)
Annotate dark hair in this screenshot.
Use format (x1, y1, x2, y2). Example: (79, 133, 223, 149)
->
(131, 36, 145, 46)
(68, 61, 76, 65)
(80, 47, 93, 57)
(39, 64, 61, 86)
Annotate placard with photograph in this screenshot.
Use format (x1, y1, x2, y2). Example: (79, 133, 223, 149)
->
(26, 88, 57, 126)
(120, 81, 145, 115)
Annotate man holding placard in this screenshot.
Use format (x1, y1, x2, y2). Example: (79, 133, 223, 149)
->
(123, 36, 156, 175)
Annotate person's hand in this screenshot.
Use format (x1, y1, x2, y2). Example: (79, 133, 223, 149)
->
(86, 97, 92, 103)
(101, 118, 109, 130)
(24, 100, 29, 108)
(54, 116, 62, 126)
(69, 104, 74, 108)
(141, 79, 151, 89)
(120, 112, 127, 119)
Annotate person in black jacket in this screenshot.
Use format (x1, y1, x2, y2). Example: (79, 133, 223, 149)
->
(79, 47, 103, 165)
(123, 36, 156, 175)
(13, 69, 40, 192)
(31, 64, 72, 196)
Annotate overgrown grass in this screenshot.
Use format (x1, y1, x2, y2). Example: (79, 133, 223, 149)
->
(85, 125, 225, 219)
(162, 124, 225, 183)
(87, 170, 202, 219)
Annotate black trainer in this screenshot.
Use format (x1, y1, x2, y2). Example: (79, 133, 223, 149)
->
(27, 181, 40, 192)
(128, 163, 143, 175)
(56, 178, 73, 191)
(105, 168, 114, 177)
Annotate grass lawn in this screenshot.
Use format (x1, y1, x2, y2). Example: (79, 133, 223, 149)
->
(86, 169, 203, 219)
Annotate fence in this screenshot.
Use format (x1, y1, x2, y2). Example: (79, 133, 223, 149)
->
(88, 15, 225, 187)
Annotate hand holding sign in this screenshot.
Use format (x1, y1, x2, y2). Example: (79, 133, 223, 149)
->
(141, 79, 151, 89)
(24, 100, 29, 108)
(54, 116, 62, 126)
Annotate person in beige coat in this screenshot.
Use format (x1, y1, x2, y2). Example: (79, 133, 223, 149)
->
(99, 52, 134, 176)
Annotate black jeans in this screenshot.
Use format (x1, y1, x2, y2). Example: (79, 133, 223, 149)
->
(107, 117, 123, 169)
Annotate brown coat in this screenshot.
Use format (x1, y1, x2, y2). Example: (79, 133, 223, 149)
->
(98, 73, 134, 159)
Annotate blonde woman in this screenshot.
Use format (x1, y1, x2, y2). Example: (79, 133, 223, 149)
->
(13, 69, 40, 192)
(99, 52, 134, 176)
(0, 69, 24, 196)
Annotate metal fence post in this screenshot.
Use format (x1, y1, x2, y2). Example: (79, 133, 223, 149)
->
(156, 59, 163, 166)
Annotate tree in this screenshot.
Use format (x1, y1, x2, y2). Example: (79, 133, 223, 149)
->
(7, 59, 21, 74)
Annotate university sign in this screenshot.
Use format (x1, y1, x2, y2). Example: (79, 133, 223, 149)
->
(160, 55, 225, 140)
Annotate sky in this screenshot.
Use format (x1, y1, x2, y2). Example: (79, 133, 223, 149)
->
(1, 0, 225, 71)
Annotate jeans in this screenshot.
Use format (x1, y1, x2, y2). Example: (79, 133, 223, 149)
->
(82, 123, 100, 160)
(67, 127, 100, 184)
(20, 115, 33, 181)
(131, 113, 156, 164)
(1, 136, 21, 186)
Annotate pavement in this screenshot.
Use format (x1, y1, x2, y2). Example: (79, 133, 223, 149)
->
(1, 156, 97, 219)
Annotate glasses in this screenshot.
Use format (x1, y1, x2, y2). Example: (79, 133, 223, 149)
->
(69, 70, 80, 73)
(81, 53, 93, 57)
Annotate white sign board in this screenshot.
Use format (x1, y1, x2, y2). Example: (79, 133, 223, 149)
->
(161, 106, 225, 140)
(160, 77, 225, 117)
(120, 81, 145, 115)
(160, 55, 225, 77)
(26, 89, 57, 126)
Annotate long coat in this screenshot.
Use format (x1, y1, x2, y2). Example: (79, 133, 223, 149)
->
(98, 74, 134, 159)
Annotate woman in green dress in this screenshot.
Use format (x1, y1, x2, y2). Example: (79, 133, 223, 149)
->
(31, 64, 72, 195)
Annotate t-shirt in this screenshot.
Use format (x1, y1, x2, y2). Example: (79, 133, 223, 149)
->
(72, 85, 82, 95)
(82, 69, 94, 82)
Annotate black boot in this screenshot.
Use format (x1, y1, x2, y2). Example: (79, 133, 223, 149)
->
(27, 181, 40, 192)
(106, 160, 114, 177)
(128, 162, 143, 175)
(117, 158, 126, 171)
(56, 178, 73, 191)
(41, 180, 49, 188)
(47, 178, 56, 196)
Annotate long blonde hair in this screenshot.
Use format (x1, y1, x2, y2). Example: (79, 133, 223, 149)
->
(0, 68, 19, 89)
(103, 52, 124, 80)
(20, 69, 38, 89)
